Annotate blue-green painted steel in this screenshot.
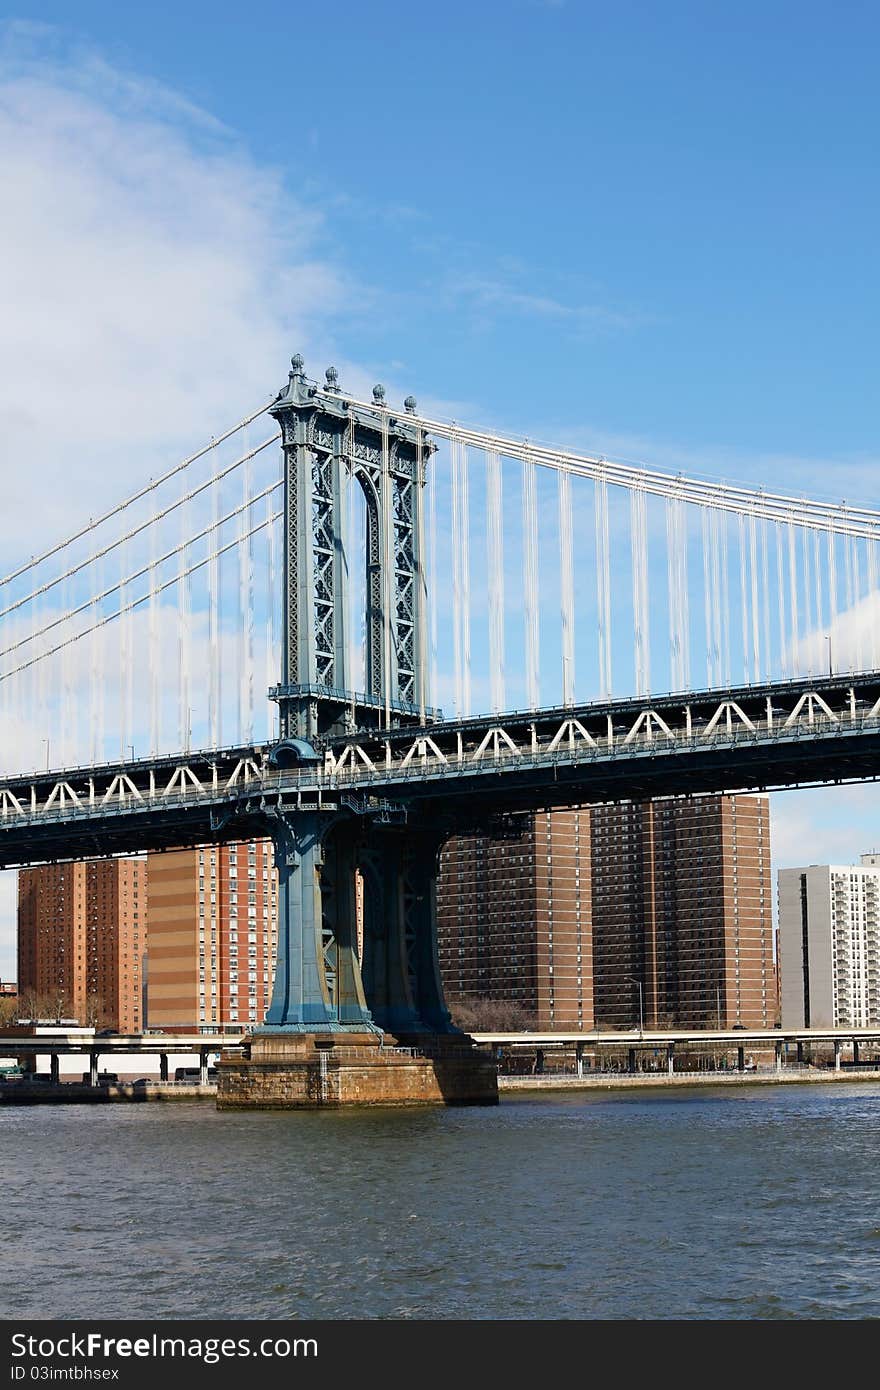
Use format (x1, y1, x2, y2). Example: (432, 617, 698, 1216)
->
(264, 360, 448, 1034)
(262, 809, 380, 1033)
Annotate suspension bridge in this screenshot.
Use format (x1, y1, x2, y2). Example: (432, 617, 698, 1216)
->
(2, 354, 879, 1098)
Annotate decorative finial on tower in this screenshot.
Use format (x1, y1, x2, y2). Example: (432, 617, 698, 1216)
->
(404, 395, 417, 415)
(291, 353, 304, 373)
(372, 383, 386, 405)
(325, 365, 339, 392)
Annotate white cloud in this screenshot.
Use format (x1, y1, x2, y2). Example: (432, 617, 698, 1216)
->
(0, 26, 358, 977)
(448, 273, 638, 332)
(0, 25, 353, 555)
(793, 590, 880, 676)
(771, 785, 880, 872)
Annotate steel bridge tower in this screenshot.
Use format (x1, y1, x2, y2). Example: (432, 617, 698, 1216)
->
(270, 355, 429, 742)
(257, 358, 457, 1047)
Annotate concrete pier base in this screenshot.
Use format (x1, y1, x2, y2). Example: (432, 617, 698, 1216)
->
(216, 1032, 499, 1109)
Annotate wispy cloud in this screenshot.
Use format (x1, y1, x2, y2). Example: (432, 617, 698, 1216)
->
(0, 23, 359, 559)
(447, 271, 641, 334)
(0, 23, 366, 974)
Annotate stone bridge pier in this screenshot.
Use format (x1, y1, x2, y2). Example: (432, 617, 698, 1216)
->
(217, 803, 497, 1108)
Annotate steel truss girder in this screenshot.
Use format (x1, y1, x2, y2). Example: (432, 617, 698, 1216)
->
(6, 675, 880, 866)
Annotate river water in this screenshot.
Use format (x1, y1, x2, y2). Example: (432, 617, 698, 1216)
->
(3, 1083, 879, 1320)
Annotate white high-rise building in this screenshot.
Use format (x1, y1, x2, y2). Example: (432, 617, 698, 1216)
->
(778, 855, 880, 1028)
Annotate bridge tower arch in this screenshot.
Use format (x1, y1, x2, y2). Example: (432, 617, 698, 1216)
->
(269, 356, 430, 742)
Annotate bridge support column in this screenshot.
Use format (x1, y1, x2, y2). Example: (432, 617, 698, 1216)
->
(50, 1053, 59, 1086)
(199, 1050, 209, 1086)
(775, 1041, 783, 1074)
(853, 1040, 860, 1065)
(627, 1046, 636, 1074)
(359, 824, 454, 1037)
(834, 1040, 841, 1071)
(796, 1040, 804, 1066)
(666, 1043, 675, 1076)
(159, 1053, 168, 1083)
(737, 1045, 745, 1072)
(220, 807, 495, 1108)
(576, 1042, 584, 1078)
(261, 809, 376, 1033)
(89, 1053, 99, 1087)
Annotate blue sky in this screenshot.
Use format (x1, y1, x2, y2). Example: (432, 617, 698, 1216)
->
(1, 2, 880, 973)
(11, 0, 880, 463)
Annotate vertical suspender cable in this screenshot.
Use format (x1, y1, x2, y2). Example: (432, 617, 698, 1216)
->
(61, 572, 71, 763)
(558, 467, 575, 705)
(845, 517, 855, 673)
(827, 528, 838, 675)
(630, 480, 650, 695)
(118, 545, 127, 761)
(125, 545, 134, 759)
(38, 581, 48, 765)
(813, 529, 823, 649)
(667, 497, 679, 689)
(667, 492, 689, 691)
(595, 470, 612, 699)
(460, 443, 471, 717)
(486, 449, 506, 713)
(179, 495, 191, 751)
(748, 511, 760, 682)
(701, 507, 712, 686)
(522, 453, 540, 708)
(451, 435, 472, 718)
(678, 498, 690, 689)
(89, 556, 99, 765)
(720, 510, 731, 686)
(787, 519, 799, 678)
(710, 509, 723, 687)
(239, 439, 255, 745)
(801, 524, 814, 670)
(738, 513, 750, 684)
(149, 515, 160, 756)
(775, 521, 787, 678)
(861, 533, 873, 669)
(850, 528, 856, 669)
(761, 516, 771, 685)
(208, 448, 221, 750)
(266, 490, 277, 740)
(451, 435, 463, 716)
(28, 583, 39, 766)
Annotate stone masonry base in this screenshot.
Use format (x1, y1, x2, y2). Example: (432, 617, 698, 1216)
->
(216, 1031, 499, 1108)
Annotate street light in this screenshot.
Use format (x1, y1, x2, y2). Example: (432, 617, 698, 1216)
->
(625, 976, 644, 1035)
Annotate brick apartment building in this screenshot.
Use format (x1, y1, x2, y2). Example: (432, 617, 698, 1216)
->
(437, 794, 775, 1030)
(146, 840, 277, 1032)
(17, 858, 147, 1031)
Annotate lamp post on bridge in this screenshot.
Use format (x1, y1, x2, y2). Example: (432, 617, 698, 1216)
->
(626, 976, 644, 1037)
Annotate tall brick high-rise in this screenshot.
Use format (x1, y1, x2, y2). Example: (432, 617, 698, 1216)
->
(590, 795, 774, 1029)
(17, 858, 147, 1030)
(437, 808, 593, 1030)
(437, 794, 775, 1030)
(146, 840, 277, 1032)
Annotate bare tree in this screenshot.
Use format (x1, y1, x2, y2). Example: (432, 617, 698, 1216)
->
(446, 994, 538, 1033)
